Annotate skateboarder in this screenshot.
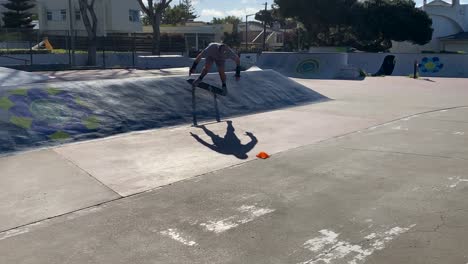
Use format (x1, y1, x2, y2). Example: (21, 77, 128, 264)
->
(189, 43, 241, 94)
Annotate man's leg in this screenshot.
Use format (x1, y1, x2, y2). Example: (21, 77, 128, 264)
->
(193, 59, 213, 87)
(216, 60, 227, 85)
(216, 60, 227, 95)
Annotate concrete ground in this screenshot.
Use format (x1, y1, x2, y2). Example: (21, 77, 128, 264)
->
(1, 75, 468, 264)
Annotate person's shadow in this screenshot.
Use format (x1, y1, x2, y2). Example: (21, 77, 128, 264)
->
(190, 121, 258, 160)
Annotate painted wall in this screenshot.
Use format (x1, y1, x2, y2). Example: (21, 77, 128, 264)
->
(257, 52, 349, 79)
(2, 52, 467, 78)
(348, 52, 468, 77)
(255, 52, 467, 78)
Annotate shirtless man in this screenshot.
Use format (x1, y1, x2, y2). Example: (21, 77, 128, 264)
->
(189, 43, 241, 95)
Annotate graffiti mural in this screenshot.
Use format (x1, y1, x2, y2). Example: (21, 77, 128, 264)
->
(373, 55, 396, 76)
(296, 59, 320, 75)
(0, 87, 99, 140)
(419, 57, 444, 73)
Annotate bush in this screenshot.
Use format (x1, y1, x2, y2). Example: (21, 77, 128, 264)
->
(408, 72, 419, 78)
(359, 68, 368, 77)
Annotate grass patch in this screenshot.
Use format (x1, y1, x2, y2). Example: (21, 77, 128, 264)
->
(359, 69, 368, 77)
(75, 98, 89, 108)
(0, 49, 50, 55)
(10, 116, 32, 129)
(83, 116, 99, 130)
(408, 72, 420, 79)
(46, 87, 63, 95)
(0, 97, 14, 110)
(9, 88, 28, 96)
(49, 131, 70, 140)
(51, 49, 88, 54)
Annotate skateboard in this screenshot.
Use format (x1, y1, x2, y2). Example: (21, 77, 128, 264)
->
(186, 79, 227, 96)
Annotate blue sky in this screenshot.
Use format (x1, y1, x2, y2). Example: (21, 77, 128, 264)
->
(148, 0, 467, 22)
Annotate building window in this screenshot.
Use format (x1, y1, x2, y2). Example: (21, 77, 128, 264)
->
(61, 9, 67, 20)
(129, 10, 140, 22)
(46, 10, 67, 21)
(75, 10, 81, 21)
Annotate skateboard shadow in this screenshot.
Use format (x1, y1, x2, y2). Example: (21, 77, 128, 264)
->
(190, 121, 258, 160)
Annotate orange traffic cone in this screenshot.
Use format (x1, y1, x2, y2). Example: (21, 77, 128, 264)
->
(256, 152, 270, 159)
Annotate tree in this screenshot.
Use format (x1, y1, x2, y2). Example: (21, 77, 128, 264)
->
(275, 0, 358, 47)
(222, 31, 241, 47)
(161, 1, 197, 25)
(352, 0, 433, 52)
(1, 0, 35, 29)
(255, 10, 274, 27)
(211, 16, 242, 47)
(180, 0, 196, 20)
(274, 0, 433, 52)
(211, 16, 241, 25)
(78, 0, 98, 66)
(137, 0, 173, 55)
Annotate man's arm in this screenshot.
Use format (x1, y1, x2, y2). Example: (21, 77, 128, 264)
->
(242, 132, 258, 153)
(190, 51, 205, 76)
(228, 49, 241, 79)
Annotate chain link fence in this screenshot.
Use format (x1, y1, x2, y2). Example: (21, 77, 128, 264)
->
(0, 28, 188, 70)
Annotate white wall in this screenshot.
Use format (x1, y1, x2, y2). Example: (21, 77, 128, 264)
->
(444, 41, 468, 52)
(107, 0, 142, 34)
(36, 0, 142, 35)
(257, 52, 348, 79)
(254, 52, 468, 78)
(348, 52, 468, 77)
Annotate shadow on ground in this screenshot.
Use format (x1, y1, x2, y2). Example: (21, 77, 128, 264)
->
(190, 121, 257, 160)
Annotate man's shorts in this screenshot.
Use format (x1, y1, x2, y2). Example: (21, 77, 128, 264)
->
(206, 56, 225, 69)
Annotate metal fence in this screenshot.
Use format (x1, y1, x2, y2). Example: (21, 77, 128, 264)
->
(0, 29, 188, 69)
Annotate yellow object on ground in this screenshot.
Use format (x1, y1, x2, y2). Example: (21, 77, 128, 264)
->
(44, 39, 53, 50)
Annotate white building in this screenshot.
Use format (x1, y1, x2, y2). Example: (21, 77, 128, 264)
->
(35, 0, 143, 36)
(144, 22, 233, 50)
(392, 0, 468, 53)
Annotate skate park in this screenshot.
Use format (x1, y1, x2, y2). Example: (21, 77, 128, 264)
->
(1, 48, 468, 264)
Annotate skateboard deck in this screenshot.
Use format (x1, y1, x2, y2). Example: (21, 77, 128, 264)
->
(187, 79, 226, 96)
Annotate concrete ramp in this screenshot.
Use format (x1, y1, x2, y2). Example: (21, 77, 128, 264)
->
(0, 70, 328, 154)
(257, 52, 348, 79)
(0, 67, 50, 86)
